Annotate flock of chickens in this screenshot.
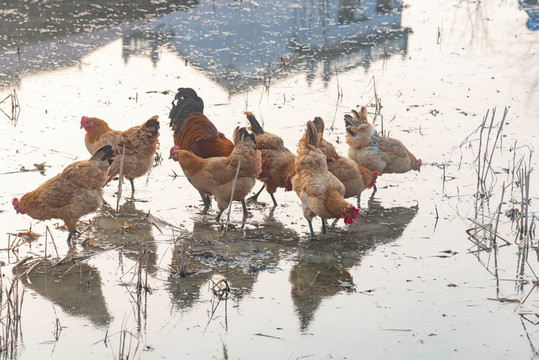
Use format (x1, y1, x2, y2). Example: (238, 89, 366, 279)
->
(12, 87, 421, 240)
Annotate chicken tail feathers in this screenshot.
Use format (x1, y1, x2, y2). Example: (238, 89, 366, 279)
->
(306, 120, 320, 148)
(91, 145, 115, 163)
(344, 114, 355, 127)
(344, 114, 358, 136)
(245, 112, 264, 134)
(233, 127, 257, 150)
(312, 117, 325, 134)
(145, 116, 160, 132)
(352, 107, 369, 123)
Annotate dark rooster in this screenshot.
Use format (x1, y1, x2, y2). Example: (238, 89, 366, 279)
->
(168, 87, 235, 208)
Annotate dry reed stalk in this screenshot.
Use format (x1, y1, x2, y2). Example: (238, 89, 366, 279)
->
(222, 130, 246, 232)
(0, 276, 24, 357)
(329, 70, 344, 129)
(135, 242, 150, 293)
(0, 89, 20, 125)
(169, 236, 189, 277)
(51, 305, 62, 341)
(60, 262, 78, 280)
(16, 259, 42, 278)
(467, 219, 511, 246)
(515, 158, 533, 282)
(491, 182, 507, 249)
(102, 318, 141, 360)
(116, 144, 126, 212)
(45, 226, 60, 259)
(475, 107, 507, 197)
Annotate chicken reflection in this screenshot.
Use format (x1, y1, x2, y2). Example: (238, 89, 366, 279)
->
(14, 260, 112, 327)
(166, 212, 300, 309)
(289, 196, 418, 330)
(82, 200, 158, 275)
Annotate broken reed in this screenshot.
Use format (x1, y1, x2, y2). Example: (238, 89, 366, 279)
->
(95, 321, 140, 360)
(475, 107, 507, 197)
(366, 76, 384, 134)
(169, 235, 189, 277)
(0, 89, 20, 126)
(0, 276, 24, 358)
(136, 241, 150, 293)
(116, 144, 126, 212)
(515, 158, 534, 280)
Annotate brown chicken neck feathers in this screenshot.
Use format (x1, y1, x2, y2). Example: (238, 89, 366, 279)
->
(173, 113, 235, 158)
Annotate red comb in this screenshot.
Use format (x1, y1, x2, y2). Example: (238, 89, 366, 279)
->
(80, 116, 88, 125)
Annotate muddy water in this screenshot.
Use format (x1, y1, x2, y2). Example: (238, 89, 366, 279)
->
(1, 0, 539, 359)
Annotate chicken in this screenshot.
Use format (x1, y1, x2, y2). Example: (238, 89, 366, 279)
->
(244, 111, 295, 207)
(312, 116, 379, 207)
(291, 121, 360, 238)
(169, 127, 262, 221)
(344, 107, 422, 175)
(12, 145, 115, 242)
(80, 115, 160, 193)
(168, 87, 235, 208)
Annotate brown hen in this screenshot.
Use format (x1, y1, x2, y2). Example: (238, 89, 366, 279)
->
(244, 111, 295, 207)
(170, 127, 262, 222)
(80, 115, 160, 193)
(13, 145, 115, 242)
(292, 121, 359, 238)
(344, 107, 421, 174)
(312, 116, 378, 207)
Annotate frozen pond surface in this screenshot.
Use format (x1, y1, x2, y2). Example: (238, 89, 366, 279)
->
(1, 0, 539, 359)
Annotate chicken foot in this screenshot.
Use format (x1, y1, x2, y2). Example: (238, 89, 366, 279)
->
(66, 229, 79, 243)
(215, 199, 249, 222)
(308, 219, 328, 238)
(241, 199, 249, 218)
(129, 178, 135, 194)
(307, 220, 315, 239)
(247, 185, 278, 207)
(200, 192, 211, 211)
(246, 185, 265, 203)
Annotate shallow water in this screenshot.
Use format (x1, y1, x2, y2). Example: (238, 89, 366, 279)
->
(1, 0, 539, 359)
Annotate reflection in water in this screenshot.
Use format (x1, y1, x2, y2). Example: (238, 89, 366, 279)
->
(0, 0, 409, 92)
(520, 0, 539, 31)
(166, 212, 300, 309)
(0, 0, 198, 88)
(86, 200, 158, 275)
(14, 260, 112, 327)
(165, 200, 417, 331)
(290, 196, 418, 330)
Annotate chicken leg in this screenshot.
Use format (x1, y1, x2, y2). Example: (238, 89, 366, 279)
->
(247, 184, 278, 207)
